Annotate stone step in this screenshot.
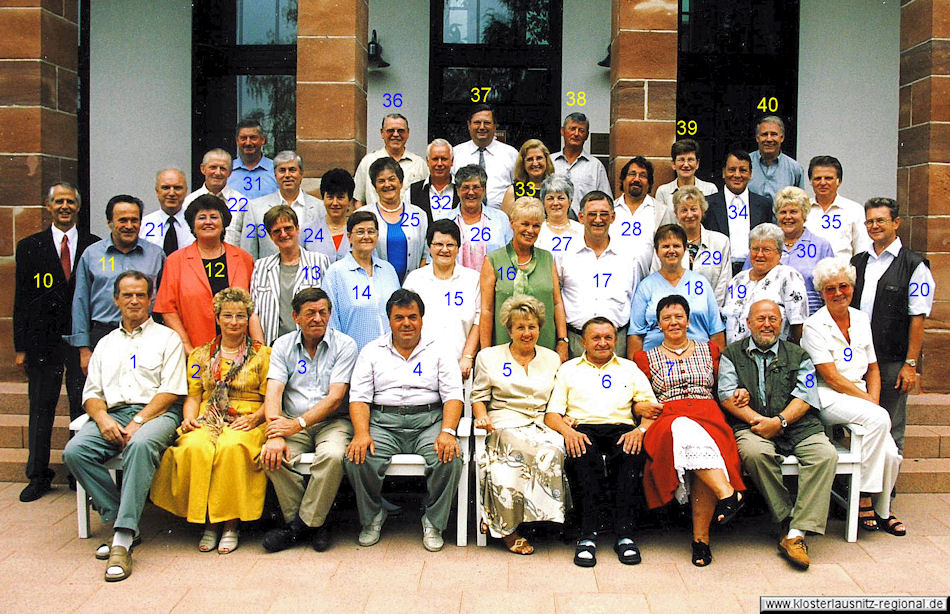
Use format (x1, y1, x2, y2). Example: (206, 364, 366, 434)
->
(904, 425, 950, 459)
(896, 458, 950, 493)
(0, 447, 66, 483)
(906, 394, 950, 426)
(0, 382, 71, 416)
(0, 414, 71, 449)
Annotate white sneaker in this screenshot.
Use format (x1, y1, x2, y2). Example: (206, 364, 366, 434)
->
(358, 509, 387, 547)
(422, 516, 444, 552)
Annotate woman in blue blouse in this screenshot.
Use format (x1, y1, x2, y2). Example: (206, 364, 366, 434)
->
(356, 157, 428, 284)
(627, 224, 726, 356)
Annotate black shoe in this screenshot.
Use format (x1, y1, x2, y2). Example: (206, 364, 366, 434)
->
(68, 474, 77, 492)
(19, 480, 52, 502)
(262, 526, 308, 552)
(614, 537, 642, 565)
(311, 524, 331, 552)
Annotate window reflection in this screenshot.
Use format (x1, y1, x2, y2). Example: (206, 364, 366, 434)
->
(237, 75, 296, 157)
(237, 0, 298, 45)
(443, 0, 551, 45)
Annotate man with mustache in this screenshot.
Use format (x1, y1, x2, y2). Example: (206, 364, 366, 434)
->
(140, 168, 193, 256)
(354, 114, 428, 209)
(14, 183, 99, 502)
(718, 299, 837, 570)
(610, 156, 675, 257)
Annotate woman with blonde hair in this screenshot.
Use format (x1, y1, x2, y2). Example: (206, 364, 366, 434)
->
(501, 139, 555, 215)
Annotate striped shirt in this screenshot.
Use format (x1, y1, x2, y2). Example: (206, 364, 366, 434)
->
(250, 249, 332, 345)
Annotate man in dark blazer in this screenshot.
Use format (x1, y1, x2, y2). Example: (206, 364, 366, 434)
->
(14, 182, 99, 501)
(409, 138, 459, 224)
(703, 150, 774, 275)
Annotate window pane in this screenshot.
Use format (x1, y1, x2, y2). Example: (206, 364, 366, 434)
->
(442, 67, 552, 105)
(237, 0, 297, 45)
(237, 75, 296, 157)
(443, 0, 551, 45)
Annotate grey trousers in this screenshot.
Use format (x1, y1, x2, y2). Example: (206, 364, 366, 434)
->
(878, 360, 909, 453)
(63, 404, 181, 534)
(266, 417, 353, 528)
(344, 408, 462, 531)
(734, 429, 837, 535)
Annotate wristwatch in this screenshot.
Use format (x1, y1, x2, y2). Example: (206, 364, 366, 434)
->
(905, 359, 917, 367)
(638, 426, 647, 434)
(132, 415, 144, 425)
(556, 337, 569, 344)
(297, 416, 307, 429)
(777, 414, 788, 429)
(441, 427, 457, 437)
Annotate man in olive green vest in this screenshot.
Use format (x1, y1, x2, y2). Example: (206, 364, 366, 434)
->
(718, 300, 836, 570)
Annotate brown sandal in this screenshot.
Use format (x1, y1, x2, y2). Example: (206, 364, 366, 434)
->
(104, 545, 132, 582)
(502, 533, 534, 555)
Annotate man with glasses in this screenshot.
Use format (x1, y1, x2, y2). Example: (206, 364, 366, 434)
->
(452, 104, 518, 210)
(610, 156, 675, 254)
(354, 114, 428, 209)
(851, 198, 935, 452)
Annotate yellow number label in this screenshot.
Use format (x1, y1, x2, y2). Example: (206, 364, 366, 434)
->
(34, 272, 53, 288)
(757, 96, 778, 112)
(204, 262, 226, 278)
(470, 87, 492, 102)
(514, 182, 537, 197)
(676, 120, 698, 136)
(99, 256, 114, 271)
(566, 91, 586, 106)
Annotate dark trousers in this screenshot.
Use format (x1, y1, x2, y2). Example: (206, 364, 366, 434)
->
(564, 423, 644, 538)
(25, 343, 85, 481)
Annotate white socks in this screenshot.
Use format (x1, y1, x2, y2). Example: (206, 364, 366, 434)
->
(786, 528, 805, 540)
(107, 529, 134, 575)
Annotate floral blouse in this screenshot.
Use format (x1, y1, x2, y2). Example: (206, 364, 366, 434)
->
(722, 264, 808, 343)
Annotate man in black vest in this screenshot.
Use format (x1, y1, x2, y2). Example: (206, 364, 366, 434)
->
(14, 183, 100, 501)
(851, 197, 934, 453)
(718, 300, 837, 569)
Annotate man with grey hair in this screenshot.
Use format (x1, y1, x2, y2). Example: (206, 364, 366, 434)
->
(182, 148, 245, 243)
(140, 168, 192, 255)
(552, 112, 612, 216)
(240, 150, 326, 259)
(410, 138, 459, 224)
(748, 115, 805, 203)
(354, 113, 428, 209)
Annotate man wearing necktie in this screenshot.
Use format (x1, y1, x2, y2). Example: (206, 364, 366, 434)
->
(450, 104, 518, 211)
(140, 168, 194, 255)
(13, 183, 100, 501)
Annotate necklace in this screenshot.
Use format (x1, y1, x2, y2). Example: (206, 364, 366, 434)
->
(547, 220, 570, 231)
(378, 202, 402, 213)
(661, 339, 692, 356)
(516, 254, 532, 266)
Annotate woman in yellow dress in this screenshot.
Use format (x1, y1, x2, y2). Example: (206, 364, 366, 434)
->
(151, 287, 271, 554)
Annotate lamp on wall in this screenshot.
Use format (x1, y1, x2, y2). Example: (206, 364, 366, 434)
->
(597, 44, 611, 68)
(368, 30, 390, 69)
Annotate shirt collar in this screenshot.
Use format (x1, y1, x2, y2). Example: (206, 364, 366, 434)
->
(233, 156, 274, 173)
(385, 333, 432, 360)
(579, 353, 620, 369)
(105, 233, 144, 254)
(294, 328, 329, 353)
(51, 224, 77, 246)
(744, 337, 779, 358)
(344, 253, 381, 273)
(552, 150, 590, 163)
(871, 236, 902, 260)
(119, 316, 153, 337)
(725, 188, 749, 202)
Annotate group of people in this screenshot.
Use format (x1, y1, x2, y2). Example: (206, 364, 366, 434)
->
(12, 106, 933, 582)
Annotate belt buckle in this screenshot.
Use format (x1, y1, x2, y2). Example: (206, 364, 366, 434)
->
(397, 405, 414, 415)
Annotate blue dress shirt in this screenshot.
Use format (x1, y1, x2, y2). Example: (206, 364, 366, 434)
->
(228, 156, 279, 202)
(324, 253, 401, 351)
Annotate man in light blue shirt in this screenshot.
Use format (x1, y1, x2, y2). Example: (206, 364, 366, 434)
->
(228, 118, 279, 202)
(259, 287, 358, 553)
(67, 195, 165, 373)
(748, 115, 805, 203)
(552, 112, 612, 215)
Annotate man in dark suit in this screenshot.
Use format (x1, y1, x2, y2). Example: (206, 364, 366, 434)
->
(703, 150, 774, 275)
(14, 183, 99, 501)
(409, 138, 459, 224)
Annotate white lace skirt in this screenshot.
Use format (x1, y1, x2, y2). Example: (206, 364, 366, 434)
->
(670, 416, 728, 504)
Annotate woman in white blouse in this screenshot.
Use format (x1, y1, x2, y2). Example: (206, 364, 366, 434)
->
(721, 223, 808, 343)
(800, 257, 905, 536)
(535, 174, 584, 258)
(472, 294, 568, 555)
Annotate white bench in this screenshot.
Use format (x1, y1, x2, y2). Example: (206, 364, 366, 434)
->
(69, 415, 472, 546)
(473, 426, 863, 545)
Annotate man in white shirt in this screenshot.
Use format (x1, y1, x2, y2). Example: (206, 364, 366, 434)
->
(610, 156, 675, 253)
(804, 155, 871, 259)
(240, 150, 326, 259)
(354, 114, 428, 209)
(551, 112, 612, 215)
(344, 289, 464, 552)
(409, 139, 459, 224)
(559, 191, 649, 358)
(63, 271, 186, 582)
(451, 104, 518, 210)
(140, 168, 193, 256)
(182, 148, 246, 244)
(654, 139, 718, 208)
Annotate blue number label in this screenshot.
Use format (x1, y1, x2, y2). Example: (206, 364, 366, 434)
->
(502, 362, 512, 377)
(593, 273, 611, 288)
(843, 347, 852, 362)
(909, 282, 930, 297)
(245, 223, 266, 238)
(444, 291, 463, 306)
(686, 280, 703, 295)
(551, 236, 572, 252)
(382, 92, 403, 108)
(666, 361, 675, 377)
(620, 221, 641, 237)
(297, 360, 307, 374)
(497, 266, 516, 281)
(303, 265, 322, 281)
(413, 363, 422, 376)
(227, 197, 248, 212)
(190, 364, 201, 379)
(794, 243, 817, 259)
(821, 214, 842, 229)
(729, 284, 747, 299)
(431, 194, 452, 210)
(699, 251, 722, 266)
(805, 373, 815, 388)
(399, 212, 421, 228)
(728, 204, 748, 220)
(601, 374, 611, 388)
(130, 355, 135, 369)
(469, 226, 491, 242)
(352, 285, 371, 300)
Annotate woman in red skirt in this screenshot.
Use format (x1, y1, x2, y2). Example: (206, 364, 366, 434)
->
(633, 294, 746, 567)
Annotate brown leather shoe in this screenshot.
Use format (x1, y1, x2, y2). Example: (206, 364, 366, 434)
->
(778, 536, 809, 570)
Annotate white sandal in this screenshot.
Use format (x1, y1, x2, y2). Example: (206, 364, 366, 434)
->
(198, 527, 218, 552)
(218, 529, 239, 554)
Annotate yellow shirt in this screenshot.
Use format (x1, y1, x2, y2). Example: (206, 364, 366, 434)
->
(546, 353, 656, 426)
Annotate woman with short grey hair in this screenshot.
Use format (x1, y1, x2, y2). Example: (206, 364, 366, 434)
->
(536, 174, 583, 257)
(721, 223, 808, 343)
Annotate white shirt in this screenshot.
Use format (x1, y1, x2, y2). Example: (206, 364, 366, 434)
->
(558, 239, 648, 329)
(801, 306, 877, 400)
(428, 181, 457, 221)
(858, 237, 935, 317)
(654, 176, 718, 209)
(182, 183, 246, 245)
(610, 194, 672, 270)
(724, 189, 751, 261)
(50, 225, 78, 272)
(651, 227, 732, 306)
(240, 190, 327, 259)
(349, 334, 464, 406)
(452, 139, 518, 210)
(81, 317, 187, 408)
(551, 150, 613, 215)
(722, 264, 809, 343)
(535, 220, 584, 263)
(139, 207, 194, 251)
(353, 147, 429, 207)
(403, 264, 481, 361)
(805, 194, 871, 259)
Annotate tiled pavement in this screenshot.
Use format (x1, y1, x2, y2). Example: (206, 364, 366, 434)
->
(1, 482, 948, 613)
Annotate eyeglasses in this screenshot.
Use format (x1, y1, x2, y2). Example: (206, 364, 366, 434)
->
(431, 242, 458, 250)
(351, 229, 378, 237)
(822, 282, 852, 294)
(383, 129, 407, 135)
(864, 217, 893, 227)
(750, 246, 777, 254)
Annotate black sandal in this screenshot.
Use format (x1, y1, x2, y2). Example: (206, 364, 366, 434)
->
(859, 504, 880, 531)
(714, 491, 744, 526)
(691, 540, 712, 567)
(573, 540, 597, 568)
(614, 538, 642, 565)
(875, 514, 906, 536)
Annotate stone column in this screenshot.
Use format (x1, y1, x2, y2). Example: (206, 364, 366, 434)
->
(296, 0, 368, 189)
(609, 0, 678, 191)
(898, 0, 950, 392)
(0, 1, 78, 379)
